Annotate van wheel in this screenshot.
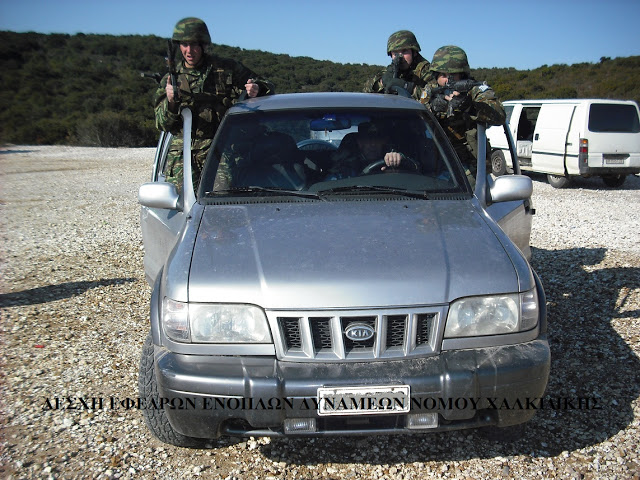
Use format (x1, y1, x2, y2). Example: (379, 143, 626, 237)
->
(491, 150, 507, 176)
(602, 174, 626, 188)
(546, 174, 570, 188)
(139, 333, 210, 448)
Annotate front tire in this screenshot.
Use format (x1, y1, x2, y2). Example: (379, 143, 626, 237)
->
(138, 333, 210, 448)
(602, 174, 626, 188)
(546, 174, 570, 188)
(491, 150, 507, 176)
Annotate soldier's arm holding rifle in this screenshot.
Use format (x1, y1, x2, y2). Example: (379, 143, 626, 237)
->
(164, 39, 181, 113)
(153, 40, 184, 134)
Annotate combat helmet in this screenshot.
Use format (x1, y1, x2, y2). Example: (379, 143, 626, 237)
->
(172, 17, 211, 45)
(386, 30, 421, 55)
(430, 45, 470, 74)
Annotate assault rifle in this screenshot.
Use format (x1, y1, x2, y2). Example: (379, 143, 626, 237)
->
(166, 39, 180, 101)
(384, 52, 402, 94)
(426, 80, 484, 117)
(140, 72, 163, 84)
(428, 79, 484, 117)
(391, 52, 402, 80)
(384, 53, 411, 98)
(431, 79, 484, 97)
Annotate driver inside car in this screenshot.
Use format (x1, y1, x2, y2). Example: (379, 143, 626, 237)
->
(328, 122, 412, 178)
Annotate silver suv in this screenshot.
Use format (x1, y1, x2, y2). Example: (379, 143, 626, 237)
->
(138, 92, 549, 447)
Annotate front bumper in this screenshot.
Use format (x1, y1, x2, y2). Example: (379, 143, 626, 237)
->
(154, 338, 550, 438)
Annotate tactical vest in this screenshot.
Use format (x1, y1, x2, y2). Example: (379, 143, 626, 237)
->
(175, 57, 241, 140)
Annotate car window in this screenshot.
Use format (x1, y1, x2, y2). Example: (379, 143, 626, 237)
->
(504, 105, 514, 123)
(200, 109, 469, 198)
(153, 132, 173, 182)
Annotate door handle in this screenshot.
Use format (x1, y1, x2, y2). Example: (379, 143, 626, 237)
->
(534, 134, 539, 140)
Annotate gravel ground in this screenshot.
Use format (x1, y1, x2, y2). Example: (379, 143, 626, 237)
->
(1, 145, 639, 480)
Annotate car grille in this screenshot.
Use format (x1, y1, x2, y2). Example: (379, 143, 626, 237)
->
(267, 308, 441, 361)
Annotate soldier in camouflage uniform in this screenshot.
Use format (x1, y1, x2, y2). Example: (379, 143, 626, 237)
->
(154, 17, 275, 192)
(420, 45, 505, 188)
(363, 30, 432, 101)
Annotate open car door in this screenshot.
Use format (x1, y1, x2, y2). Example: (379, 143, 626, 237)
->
(139, 110, 196, 285)
(478, 123, 535, 260)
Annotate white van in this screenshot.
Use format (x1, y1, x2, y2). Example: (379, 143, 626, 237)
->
(486, 99, 640, 188)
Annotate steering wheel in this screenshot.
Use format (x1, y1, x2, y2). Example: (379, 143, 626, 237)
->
(296, 139, 338, 151)
(361, 156, 420, 174)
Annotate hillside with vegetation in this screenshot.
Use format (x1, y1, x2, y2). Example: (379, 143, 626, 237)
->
(1, 31, 638, 147)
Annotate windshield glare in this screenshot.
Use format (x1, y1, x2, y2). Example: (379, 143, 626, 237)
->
(201, 109, 468, 197)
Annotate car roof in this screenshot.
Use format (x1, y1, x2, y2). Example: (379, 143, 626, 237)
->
(503, 99, 638, 106)
(228, 92, 428, 114)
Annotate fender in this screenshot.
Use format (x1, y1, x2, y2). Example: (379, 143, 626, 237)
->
(150, 270, 164, 346)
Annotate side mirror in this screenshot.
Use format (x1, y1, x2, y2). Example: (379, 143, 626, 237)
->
(487, 175, 533, 203)
(138, 182, 181, 210)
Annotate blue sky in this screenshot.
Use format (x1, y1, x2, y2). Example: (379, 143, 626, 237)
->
(1, 0, 639, 70)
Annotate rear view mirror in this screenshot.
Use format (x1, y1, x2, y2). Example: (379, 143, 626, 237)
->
(310, 114, 351, 131)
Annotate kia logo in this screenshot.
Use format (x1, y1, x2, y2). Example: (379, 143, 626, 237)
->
(344, 323, 375, 342)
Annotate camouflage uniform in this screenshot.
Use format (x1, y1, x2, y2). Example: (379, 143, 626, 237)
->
(363, 30, 432, 101)
(420, 45, 505, 187)
(154, 18, 274, 191)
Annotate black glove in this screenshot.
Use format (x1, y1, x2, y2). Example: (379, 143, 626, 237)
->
(448, 93, 471, 113)
(430, 95, 448, 113)
(381, 73, 414, 94)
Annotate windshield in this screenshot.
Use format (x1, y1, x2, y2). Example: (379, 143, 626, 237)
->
(200, 108, 469, 199)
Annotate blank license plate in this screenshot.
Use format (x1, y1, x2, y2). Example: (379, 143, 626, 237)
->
(317, 385, 410, 416)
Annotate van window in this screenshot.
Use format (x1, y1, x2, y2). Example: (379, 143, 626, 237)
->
(588, 104, 640, 133)
(504, 105, 514, 123)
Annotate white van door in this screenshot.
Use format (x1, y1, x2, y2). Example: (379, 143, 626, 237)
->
(585, 102, 640, 171)
(531, 104, 576, 174)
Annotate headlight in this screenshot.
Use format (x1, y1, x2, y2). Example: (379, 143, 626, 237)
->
(444, 289, 539, 338)
(162, 299, 272, 343)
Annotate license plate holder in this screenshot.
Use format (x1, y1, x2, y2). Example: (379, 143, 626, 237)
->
(317, 385, 410, 416)
(604, 155, 626, 165)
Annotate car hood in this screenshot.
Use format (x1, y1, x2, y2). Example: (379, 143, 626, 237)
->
(188, 200, 518, 309)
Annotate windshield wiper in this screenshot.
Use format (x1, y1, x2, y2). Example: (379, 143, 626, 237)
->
(317, 185, 431, 199)
(206, 186, 322, 200)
